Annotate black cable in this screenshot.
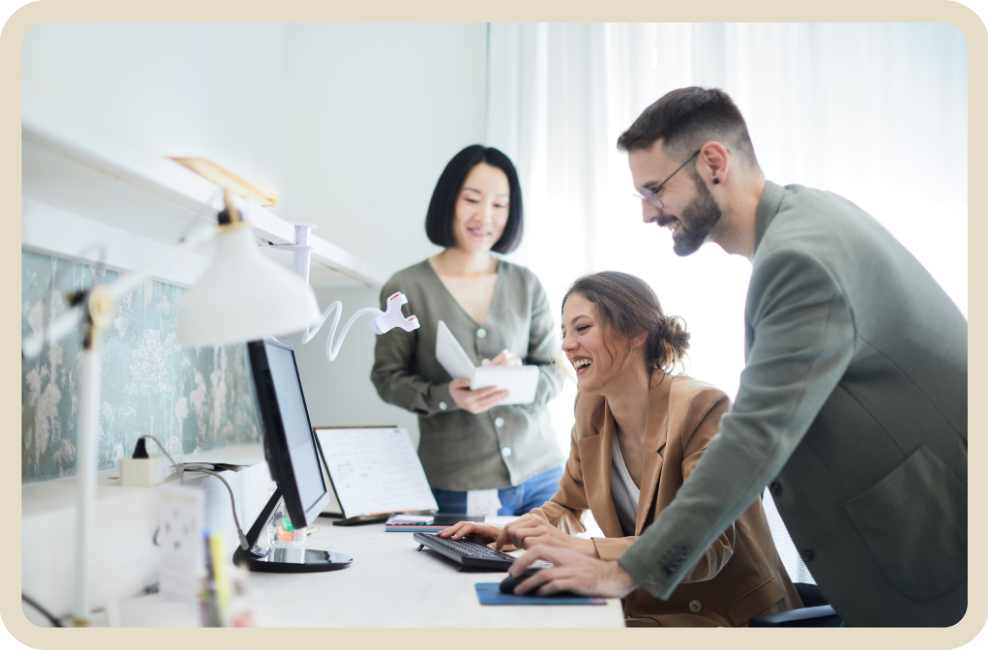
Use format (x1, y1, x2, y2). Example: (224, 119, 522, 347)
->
(21, 594, 63, 627)
(139, 435, 249, 550)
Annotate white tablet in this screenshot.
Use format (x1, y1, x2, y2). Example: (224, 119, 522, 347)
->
(435, 320, 539, 405)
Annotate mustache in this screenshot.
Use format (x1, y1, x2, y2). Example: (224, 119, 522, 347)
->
(658, 214, 691, 233)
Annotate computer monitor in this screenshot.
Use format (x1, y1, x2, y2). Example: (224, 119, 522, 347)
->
(234, 338, 352, 573)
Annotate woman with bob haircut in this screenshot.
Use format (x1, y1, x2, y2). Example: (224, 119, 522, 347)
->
(371, 145, 565, 515)
(440, 271, 802, 626)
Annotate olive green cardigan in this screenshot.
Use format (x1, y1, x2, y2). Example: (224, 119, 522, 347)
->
(371, 258, 565, 491)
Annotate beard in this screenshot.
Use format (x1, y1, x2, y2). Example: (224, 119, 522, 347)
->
(671, 171, 722, 257)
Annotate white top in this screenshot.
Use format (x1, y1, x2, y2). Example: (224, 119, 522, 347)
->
(610, 431, 641, 537)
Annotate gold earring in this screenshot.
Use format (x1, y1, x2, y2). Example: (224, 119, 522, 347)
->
(633, 348, 637, 358)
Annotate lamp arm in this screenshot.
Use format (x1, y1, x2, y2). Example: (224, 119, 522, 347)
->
(22, 225, 217, 359)
(300, 302, 382, 361)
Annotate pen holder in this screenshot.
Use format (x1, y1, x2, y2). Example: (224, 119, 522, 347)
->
(266, 497, 306, 548)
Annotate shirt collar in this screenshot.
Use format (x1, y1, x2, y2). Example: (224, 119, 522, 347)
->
(753, 180, 786, 256)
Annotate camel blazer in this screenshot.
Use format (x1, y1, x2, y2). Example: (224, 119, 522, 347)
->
(530, 372, 801, 627)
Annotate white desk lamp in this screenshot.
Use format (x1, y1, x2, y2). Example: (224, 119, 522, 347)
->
(21, 191, 321, 626)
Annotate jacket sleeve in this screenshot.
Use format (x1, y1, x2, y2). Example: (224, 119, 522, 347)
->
(370, 278, 457, 418)
(618, 250, 855, 600)
(528, 423, 589, 536)
(676, 394, 736, 583)
(523, 276, 564, 409)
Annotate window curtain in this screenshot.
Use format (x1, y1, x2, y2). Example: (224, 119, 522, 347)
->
(486, 22, 967, 586)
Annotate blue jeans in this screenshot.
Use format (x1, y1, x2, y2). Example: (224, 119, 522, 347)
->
(431, 465, 565, 516)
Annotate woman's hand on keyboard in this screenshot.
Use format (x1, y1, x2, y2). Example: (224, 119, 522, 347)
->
(496, 514, 597, 557)
(438, 522, 516, 551)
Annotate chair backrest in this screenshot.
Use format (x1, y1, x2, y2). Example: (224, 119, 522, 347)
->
(762, 487, 815, 583)
(794, 582, 828, 608)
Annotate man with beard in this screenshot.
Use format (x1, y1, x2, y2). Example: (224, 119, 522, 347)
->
(505, 87, 967, 627)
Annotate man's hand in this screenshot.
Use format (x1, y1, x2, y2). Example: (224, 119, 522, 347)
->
(449, 378, 509, 414)
(508, 545, 640, 598)
(495, 514, 597, 557)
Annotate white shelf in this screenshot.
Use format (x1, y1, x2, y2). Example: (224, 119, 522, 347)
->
(21, 94, 387, 289)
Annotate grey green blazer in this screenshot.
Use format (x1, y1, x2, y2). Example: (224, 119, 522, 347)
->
(371, 259, 565, 491)
(619, 181, 967, 627)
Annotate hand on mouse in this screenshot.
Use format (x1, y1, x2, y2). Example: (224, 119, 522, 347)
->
(507, 545, 639, 598)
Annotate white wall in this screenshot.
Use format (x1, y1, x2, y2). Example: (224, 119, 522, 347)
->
(278, 24, 489, 447)
(287, 286, 422, 444)
(22, 23, 288, 189)
(277, 23, 489, 275)
(22, 23, 491, 449)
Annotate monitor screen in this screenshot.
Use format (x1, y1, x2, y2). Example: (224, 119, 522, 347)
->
(247, 338, 329, 528)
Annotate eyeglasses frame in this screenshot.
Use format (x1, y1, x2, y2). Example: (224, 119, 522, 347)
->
(633, 148, 703, 212)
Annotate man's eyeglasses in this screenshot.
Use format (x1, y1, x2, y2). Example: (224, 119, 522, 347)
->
(632, 149, 701, 212)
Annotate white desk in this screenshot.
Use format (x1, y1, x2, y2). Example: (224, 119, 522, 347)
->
(247, 520, 625, 627)
(24, 448, 623, 628)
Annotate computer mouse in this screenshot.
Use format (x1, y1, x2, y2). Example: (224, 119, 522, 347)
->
(500, 567, 542, 594)
(499, 567, 582, 598)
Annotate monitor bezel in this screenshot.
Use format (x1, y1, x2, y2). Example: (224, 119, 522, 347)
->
(246, 338, 330, 529)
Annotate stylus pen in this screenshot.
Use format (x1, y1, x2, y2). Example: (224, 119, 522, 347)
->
(482, 350, 511, 366)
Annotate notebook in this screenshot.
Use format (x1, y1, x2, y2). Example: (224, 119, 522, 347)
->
(435, 320, 539, 405)
(313, 426, 439, 519)
(384, 513, 484, 532)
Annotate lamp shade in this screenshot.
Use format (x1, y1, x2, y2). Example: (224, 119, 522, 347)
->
(177, 226, 321, 347)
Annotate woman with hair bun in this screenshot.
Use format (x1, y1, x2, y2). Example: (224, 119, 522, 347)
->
(440, 271, 802, 626)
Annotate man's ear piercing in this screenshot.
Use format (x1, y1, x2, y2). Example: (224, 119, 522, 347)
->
(713, 178, 720, 184)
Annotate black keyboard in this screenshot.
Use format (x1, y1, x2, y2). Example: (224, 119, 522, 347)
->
(413, 532, 516, 570)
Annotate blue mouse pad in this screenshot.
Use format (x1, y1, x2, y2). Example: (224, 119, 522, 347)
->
(475, 583, 606, 605)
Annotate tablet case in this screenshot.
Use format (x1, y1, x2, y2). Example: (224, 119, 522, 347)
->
(435, 320, 539, 405)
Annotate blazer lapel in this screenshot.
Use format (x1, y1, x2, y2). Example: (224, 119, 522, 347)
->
(577, 402, 624, 538)
(635, 372, 672, 535)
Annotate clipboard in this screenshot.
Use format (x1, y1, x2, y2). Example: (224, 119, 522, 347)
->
(312, 426, 439, 524)
(435, 320, 539, 405)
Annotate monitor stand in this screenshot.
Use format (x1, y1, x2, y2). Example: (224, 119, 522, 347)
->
(233, 489, 353, 573)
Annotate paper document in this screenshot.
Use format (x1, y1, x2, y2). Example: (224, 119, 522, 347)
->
(314, 427, 439, 518)
(435, 320, 539, 405)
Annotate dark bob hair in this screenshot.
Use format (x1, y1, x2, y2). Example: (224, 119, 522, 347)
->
(424, 145, 524, 254)
(563, 271, 690, 374)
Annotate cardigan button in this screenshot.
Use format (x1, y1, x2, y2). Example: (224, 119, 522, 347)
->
(476, 328, 487, 339)
(801, 549, 815, 562)
(689, 600, 702, 613)
(494, 417, 505, 428)
(770, 482, 782, 497)
(439, 401, 447, 411)
(501, 447, 512, 458)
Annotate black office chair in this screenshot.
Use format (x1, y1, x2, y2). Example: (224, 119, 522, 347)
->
(748, 582, 843, 627)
